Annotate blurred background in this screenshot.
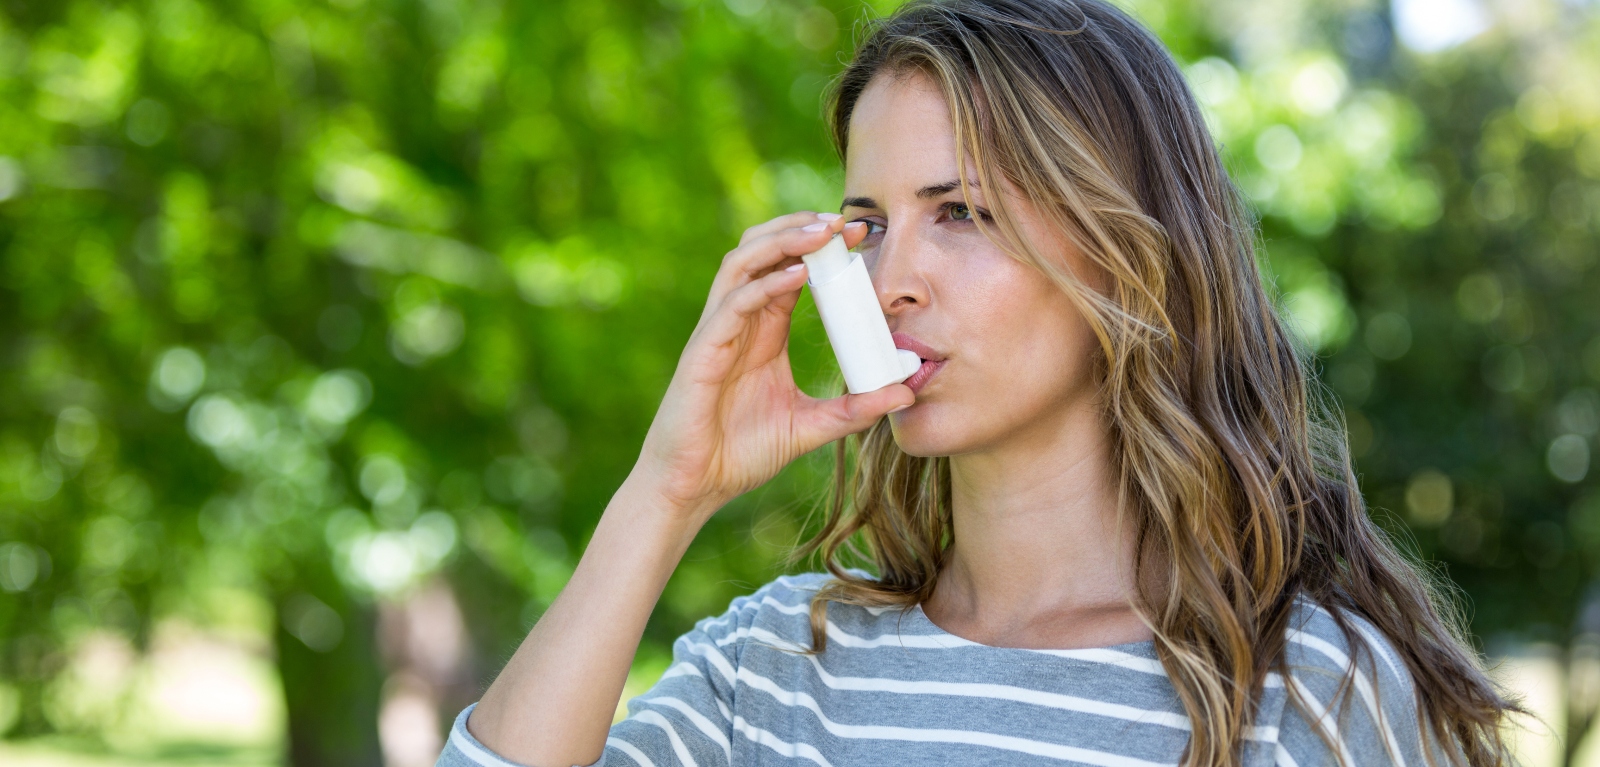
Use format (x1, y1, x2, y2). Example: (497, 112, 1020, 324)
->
(0, 0, 1596, 764)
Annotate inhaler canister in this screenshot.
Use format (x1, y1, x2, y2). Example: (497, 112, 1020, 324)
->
(801, 235, 923, 394)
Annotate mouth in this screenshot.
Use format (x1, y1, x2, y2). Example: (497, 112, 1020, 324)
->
(891, 332, 946, 396)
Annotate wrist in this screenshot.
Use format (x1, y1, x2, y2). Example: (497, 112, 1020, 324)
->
(580, 478, 709, 592)
(603, 472, 718, 547)
(617, 464, 726, 525)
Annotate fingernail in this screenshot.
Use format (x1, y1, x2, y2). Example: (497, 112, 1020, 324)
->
(801, 222, 828, 232)
(816, 212, 842, 221)
(843, 221, 865, 230)
(889, 403, 912, 413)
(786, 263, 805, 272)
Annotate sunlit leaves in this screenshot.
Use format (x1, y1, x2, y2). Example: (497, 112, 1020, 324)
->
(506, 237, 630, 309)
(325, 506, 459, 596)
(29, 7, 142, 127)
(1186, 53, 1437, 239)
(303, 369, 371, 437)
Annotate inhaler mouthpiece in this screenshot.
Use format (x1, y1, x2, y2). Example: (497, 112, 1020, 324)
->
(801, 235, 923, 394)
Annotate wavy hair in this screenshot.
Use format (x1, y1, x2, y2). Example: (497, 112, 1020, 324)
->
(793, 1, 1518, 764)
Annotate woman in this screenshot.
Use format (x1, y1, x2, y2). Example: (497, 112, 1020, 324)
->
(439, 0, 1517, 765)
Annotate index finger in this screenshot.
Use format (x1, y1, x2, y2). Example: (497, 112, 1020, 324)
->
(738, 211, 837, 247)
(705, 218, 848, 317)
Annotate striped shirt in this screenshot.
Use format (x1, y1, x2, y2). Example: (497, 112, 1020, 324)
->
(436, 572, 1439, 767)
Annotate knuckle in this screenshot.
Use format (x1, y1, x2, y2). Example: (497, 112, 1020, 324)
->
(733, 284, 765, 310)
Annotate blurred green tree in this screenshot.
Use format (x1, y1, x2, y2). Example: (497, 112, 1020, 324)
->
(0, 0, 1596, 764)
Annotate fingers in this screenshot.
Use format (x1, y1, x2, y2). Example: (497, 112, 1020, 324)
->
(696, 261, 811, 349)
(798, 384, 916, 447)
(738, 211, 838, 247)
(840, 219, 870, 250)
(723, 220, 868, 289)
(725, 216, 843, 279)
(702, 217, 846, 320)
(699, 212, 869, 333)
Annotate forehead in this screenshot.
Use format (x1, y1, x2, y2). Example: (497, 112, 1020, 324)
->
(843, 71, 961, 193)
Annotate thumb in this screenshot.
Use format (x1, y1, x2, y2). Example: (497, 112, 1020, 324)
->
(800, 383, 916, 445)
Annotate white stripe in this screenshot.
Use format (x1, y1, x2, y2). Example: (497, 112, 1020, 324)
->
(732, 715, 835, 767)
(1350, 619, 1410, 695)
(734, 664, 1175, 767)
(724, 620, 1168, 680)
(1248, 726, 1280, 741)
(791, 637, 1277, 742)
(605, 735, 658, 767)
(633, 710, 699, 767)
(1027, 646, 1171, 672)
(1297, 598, 1407, 686)
(1275, 742, 1301, 767)
(639, 696, 733, 762)
(762, 595, 812, 614)
(1288, 676, 1357, 767)
(680, 640, 737, 684)
(1290, 630, 1407, 767)
(660, 661, 703, 681)
(447, 723, 522, 767)
(726, 625, 1276, 743)
(741, 591, 1170, 675)
(714, 625, 807, 650)
(818, 620, 982, 648)
(775, 574, 820, 588)
(822, 621, 1172, 675)
(785, 643, 1192, 730)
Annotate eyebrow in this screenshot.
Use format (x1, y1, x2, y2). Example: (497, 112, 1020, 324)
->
(839, 179, 979, 211)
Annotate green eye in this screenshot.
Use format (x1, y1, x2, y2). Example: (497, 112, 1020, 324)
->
(949, 204, 972, 221)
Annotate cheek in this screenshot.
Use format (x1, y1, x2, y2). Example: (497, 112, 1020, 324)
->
(950, 257, 1095, 399)
(891, 245, 1101, 457)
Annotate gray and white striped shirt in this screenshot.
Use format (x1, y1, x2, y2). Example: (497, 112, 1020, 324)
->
(436, 572, 1434, 767)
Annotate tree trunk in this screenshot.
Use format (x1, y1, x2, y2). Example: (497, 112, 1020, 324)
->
(276, 590, 385, 767)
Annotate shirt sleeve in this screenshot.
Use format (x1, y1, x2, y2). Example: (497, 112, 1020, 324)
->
(435, 579, 794, 767)
(436, 703, 533, 767)
(1271, 607, 1451, 767)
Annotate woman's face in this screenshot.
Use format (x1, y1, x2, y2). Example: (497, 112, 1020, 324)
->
(843, 70, 1102, 457)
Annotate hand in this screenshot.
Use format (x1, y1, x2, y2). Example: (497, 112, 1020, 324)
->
(631, 212, 916, 520)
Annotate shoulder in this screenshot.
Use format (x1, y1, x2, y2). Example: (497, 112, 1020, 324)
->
(682, 571, 841, 655)
(1281, 595, 1413, 694)
(732, 571, 836, 614)
(1267, 595, 1432, 767)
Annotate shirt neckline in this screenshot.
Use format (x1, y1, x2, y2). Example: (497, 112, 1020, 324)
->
(905, 601, 1159, 654)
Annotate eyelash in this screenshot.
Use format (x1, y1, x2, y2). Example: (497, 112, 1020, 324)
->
(851, 202, 993, 236)
(941, 201, 993, 223)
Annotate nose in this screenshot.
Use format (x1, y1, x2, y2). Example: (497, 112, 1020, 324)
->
(868, 226, 929, 320)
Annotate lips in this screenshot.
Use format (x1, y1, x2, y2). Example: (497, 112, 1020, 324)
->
(891, 332, 946, 395)
(901, 358, 946, 394)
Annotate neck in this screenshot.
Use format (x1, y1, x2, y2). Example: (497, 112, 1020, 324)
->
(924, 402, 1148, 649)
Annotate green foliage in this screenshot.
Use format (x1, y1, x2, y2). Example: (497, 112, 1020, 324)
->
(0, 0, 1596, 761)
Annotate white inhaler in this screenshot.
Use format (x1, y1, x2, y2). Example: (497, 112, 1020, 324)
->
(800, 234, 923, 394)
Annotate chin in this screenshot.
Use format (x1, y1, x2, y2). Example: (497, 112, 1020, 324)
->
(887, 400, 985, 458)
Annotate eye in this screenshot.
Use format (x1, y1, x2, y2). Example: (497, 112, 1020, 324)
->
(941, 202, 991, 223)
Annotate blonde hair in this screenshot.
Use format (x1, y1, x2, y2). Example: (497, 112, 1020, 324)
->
(795, 1, 1518, 764)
